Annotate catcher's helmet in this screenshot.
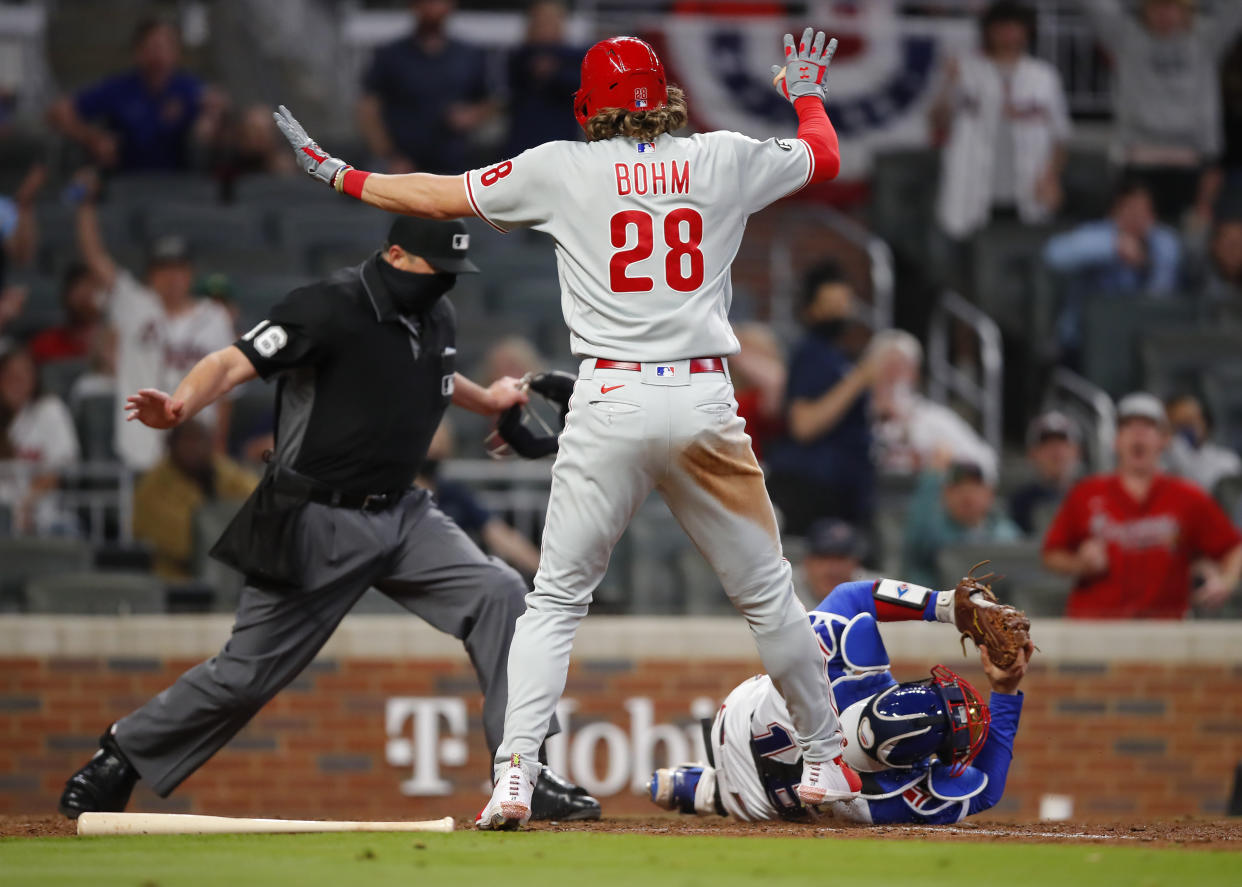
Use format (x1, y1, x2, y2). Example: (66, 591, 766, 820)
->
(841, 665, 990, 776)
(573, 36, 668, 129)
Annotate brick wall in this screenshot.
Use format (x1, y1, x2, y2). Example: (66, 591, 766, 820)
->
(4, 652, 1241, 821)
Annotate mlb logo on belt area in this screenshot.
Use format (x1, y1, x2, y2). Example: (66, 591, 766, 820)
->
(656, 366, 675, 377)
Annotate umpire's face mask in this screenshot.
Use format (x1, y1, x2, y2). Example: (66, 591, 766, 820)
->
(378, 258, 456, 316)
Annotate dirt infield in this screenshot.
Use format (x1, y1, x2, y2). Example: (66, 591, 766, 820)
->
(524, 815, 1242, 848)
(6, 813, 1241, 848)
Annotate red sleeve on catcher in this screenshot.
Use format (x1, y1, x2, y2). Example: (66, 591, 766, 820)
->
(794, 96, 841, 183)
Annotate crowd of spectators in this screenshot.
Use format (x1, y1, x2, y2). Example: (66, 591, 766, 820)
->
(0, 0, 1240, 622)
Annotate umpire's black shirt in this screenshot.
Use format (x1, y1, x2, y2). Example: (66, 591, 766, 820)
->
(234, 254, 456, 494)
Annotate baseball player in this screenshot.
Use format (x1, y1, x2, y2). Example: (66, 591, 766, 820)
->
(276, 28, 858, 829)
(650, 577, 1032, 823)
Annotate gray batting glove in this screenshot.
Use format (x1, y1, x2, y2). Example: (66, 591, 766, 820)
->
(273, 104, 351, 189)
(770, 28, 837, 104)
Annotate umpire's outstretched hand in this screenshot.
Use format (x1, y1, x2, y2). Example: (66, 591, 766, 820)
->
(125, 388, 185, 429)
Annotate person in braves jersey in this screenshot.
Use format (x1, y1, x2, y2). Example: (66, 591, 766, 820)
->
(650, 577, 1030, 824)
(1043, 392, 1242, 618)
(275, 27, 859, 830)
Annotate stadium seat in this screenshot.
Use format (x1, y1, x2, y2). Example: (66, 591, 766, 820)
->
(191, 500, 248, 611)
(35, 203, 136, 276)
(1141, 330, 1241, 397)
(107, 174, 221, 209)
(1060, 147, 1115, 221)
(0, 537, 95, 611)
(230, 272, 315, 322)
(24, 570, 166, 615)
(868, 147, 939, 265)
(272, 206, 391, 271)
(1202, 371, 1242, 455)
(38, 357, 89, 402)
(1080, 296, 1198, 397)
(935, 540, 1070, 618)
(0, 133, 47, 194)
(72, 393, 118, 462)
(970, 222, 1060, 336)
(1212, 474, 1242, 521)
(231, 174, 344, 207)
(140, 203, 267, 248)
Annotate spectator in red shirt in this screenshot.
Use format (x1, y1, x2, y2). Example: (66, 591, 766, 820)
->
(28, 263, 103, 365)
(1043, 392, 1242, 618)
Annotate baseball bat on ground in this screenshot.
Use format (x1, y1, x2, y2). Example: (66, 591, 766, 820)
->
(77, 812, 455, 836)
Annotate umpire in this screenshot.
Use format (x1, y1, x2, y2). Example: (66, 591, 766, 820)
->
(59, 217, 600, 822)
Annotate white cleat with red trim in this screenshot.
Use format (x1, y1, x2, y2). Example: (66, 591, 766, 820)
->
(796, 755, 862, 806)
(476, 754, 534, 831)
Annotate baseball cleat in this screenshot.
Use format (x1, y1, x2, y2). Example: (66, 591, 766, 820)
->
(796, 755, 861, 806)
(476, 754, 534, 831)
(530, 766, 601, 821)
(58, 725, 139, 820)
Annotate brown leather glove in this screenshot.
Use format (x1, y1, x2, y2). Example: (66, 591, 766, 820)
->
(952, 561, 1033, 670)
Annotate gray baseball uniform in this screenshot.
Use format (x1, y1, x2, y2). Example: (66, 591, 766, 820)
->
(465, 130, 844, 784)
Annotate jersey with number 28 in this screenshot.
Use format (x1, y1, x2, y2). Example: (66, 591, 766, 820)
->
(465, 131, 815, 361)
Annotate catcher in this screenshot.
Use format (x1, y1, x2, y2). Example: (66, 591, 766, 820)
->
(650, 568, 1034, 823)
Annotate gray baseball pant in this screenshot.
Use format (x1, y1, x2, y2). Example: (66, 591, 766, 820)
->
(114, 489, 548, 796)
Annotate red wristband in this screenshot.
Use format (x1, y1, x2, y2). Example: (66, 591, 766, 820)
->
(339, 168, 372, 199)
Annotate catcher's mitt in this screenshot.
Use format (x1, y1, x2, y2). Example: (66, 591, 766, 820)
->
(952, 561, 1033, 669)
(490, 371, 575, 459)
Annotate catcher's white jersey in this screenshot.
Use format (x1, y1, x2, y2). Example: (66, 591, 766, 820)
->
(465, 131, 814, 360)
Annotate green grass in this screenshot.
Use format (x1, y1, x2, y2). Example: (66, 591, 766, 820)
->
(2, 831, 1238, 887)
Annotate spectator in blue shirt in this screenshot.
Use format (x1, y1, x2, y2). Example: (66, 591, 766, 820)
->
(766, 261, 878, 536)
(504, 0, 583, 157)
(357, 0, 498, 174)
(49, 17, 224, 172)
(1043, 179, 1182, 362)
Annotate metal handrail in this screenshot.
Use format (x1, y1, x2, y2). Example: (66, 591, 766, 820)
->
(1047, 367, 1117, 472)
(0, 460, 135, 544)
(768, 205, 895, 335)
(926, 290, 1004, 454)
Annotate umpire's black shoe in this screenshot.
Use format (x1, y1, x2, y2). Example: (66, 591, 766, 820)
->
(58, 727, 139, 820)
(530, 766, 602, 821)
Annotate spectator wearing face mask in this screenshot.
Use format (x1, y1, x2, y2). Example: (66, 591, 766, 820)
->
(766, 261, 878, 536)
(1164, 392, 1241, 492)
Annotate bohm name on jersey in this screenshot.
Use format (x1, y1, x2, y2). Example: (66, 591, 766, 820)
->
(614, 160, 690, 196)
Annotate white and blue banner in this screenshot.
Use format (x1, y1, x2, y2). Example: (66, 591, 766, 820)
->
(649, 7, 973, 180)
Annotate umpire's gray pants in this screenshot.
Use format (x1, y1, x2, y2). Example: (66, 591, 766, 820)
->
(114, 489, 543, 797)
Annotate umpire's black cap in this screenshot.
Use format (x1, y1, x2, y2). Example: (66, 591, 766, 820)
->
(387, 217, 479, 274)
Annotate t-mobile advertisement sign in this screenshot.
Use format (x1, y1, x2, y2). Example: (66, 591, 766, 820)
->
(384, 696, 718, 796)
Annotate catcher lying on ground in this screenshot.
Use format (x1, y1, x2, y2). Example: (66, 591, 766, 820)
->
(650, 570, 1034, 824)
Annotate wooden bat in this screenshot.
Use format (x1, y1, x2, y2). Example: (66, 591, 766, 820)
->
(77, 812, 455, 836)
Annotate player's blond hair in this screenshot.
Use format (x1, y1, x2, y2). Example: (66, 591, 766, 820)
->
(584, 86, 688, 142)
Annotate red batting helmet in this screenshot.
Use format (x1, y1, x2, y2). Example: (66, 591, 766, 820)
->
(573, 36, 669, 129)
